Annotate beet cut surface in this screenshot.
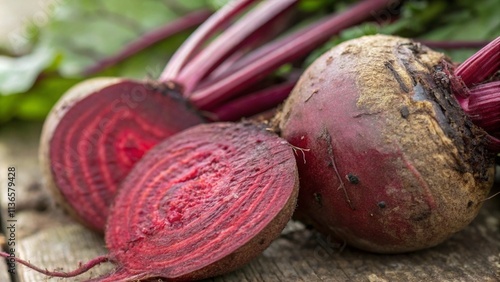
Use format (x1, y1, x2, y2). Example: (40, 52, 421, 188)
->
(95, 122, 299, 281)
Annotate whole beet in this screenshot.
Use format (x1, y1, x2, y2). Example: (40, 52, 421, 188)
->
(277, 35, 494, 253)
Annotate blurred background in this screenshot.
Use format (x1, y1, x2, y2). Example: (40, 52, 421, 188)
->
(0, 0, 498, 126)
(0, 0, 51, 49)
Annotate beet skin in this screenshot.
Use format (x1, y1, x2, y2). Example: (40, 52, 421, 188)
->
(277, 35, 494, 253)
(40, 78, 205, 231)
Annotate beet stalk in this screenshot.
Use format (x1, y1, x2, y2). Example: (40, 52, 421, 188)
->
(188, 0, 394, 109)
(276, 34, 499, 253)
(211, 78, 297, 121)
(172, 0, 298, 94)
(160, 0, 258, 81)
(11, 122, 300, 281)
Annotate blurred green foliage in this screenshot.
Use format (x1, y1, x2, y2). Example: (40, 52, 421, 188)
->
(0, 0, 209, 123)
(0, 0, 498, 124)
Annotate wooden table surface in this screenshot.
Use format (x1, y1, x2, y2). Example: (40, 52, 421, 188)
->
(1, 121, 500, 282)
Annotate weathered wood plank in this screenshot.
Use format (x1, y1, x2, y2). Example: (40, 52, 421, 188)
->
(0, 122, 112, 281)
(0, 122, 48, 282)
(1, 121, 500, 282)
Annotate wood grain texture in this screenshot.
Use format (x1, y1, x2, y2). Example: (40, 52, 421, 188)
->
(0, 231, 12, 282)
(1, 121, 500, 282)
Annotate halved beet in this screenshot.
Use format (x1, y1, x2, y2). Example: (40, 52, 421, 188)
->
(96, 122, 299, 281)
(40, 78, 205, 231)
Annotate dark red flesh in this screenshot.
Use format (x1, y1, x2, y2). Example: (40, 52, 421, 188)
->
(96, 122, 298, 281)
(49, 80, 204, 231)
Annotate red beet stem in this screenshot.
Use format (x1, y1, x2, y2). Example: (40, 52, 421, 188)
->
(82, 10, 212, 76)
(0, 251, 109, 278)
(159, 0, 257, 83)
(200, 20, 312, 88)
(175, 0, 298, 95)
(201, 7, 296, 85)
(212, 79, 297, 121)
(454, 36, 500, 87)
(464, 81, 500, 135)
(204, 50, 248, 82)
(189, 0, 393, 109)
